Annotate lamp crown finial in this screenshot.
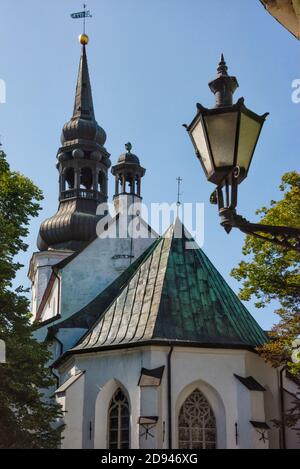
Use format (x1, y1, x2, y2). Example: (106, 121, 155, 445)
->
(208, 54, 239, 107)
(217, 53, 228, 77)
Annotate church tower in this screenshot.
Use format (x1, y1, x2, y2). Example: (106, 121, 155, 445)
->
(29, 34, 110, 319)
(111, 142, 145, 214)
(38, 35, 110, 252)
(111, 143, 146, 241)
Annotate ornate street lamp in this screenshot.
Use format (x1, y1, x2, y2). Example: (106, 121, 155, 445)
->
(184, 55, 300, 251)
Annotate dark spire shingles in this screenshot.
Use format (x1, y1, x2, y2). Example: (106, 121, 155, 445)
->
(73, 45, 95, 121)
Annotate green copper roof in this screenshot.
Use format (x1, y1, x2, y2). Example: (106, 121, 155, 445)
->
(72, 220, 267, 353)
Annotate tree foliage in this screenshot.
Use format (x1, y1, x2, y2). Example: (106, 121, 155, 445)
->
(231, 171, 300, 429)
(231, 172, 300, 311)
(231, 171, 300, 371)
(0, 149, 63, 448)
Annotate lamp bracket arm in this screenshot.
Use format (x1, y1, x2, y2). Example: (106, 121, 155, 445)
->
(219, 208, 300, 251)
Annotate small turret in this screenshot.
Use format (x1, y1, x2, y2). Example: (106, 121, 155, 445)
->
(111, 142, 145, 213)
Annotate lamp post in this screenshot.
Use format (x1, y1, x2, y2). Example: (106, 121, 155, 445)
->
(184, 55, 300, 251)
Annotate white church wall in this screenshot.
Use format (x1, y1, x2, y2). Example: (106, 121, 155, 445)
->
(56, 328, 88, 354)
(171, 348, 239, 449)
(80, 349, 143, 449)
(235, 378, 268, 449)
(32, 223, 156, 359)
(59, 372, 85, 449)
(244, 351, 281, 448)
(32, 277, 61, 346)
(39, 277, 60, 322)
(139, 387, 160, 449)
(94, 378, 132, 449)
(170, 348, 279, 449)
(28, 250, 71, 321)
(60, 225, 156, 321)
(250, 391, 265, 422)
(58, 347, 167, 449)
(235, 377, 252, 448)
(56, 345, 281, 449)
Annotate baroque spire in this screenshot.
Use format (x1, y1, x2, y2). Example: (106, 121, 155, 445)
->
(73, 43, 95, 121)
(60, 37, 107, 150)
(37, 36, 110, 252)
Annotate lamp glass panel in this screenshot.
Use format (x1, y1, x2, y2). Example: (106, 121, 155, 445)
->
(237, 112, 262, 172)
(204, 112, 238, 168)
(191, 119, 213, 174)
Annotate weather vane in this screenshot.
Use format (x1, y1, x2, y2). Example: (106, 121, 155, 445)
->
(176, 176, 183, 215)
(71, 3, 92, 40)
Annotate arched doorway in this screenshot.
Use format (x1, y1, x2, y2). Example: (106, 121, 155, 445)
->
(178, 388, 216, 449)
(108, 388, 130, 449)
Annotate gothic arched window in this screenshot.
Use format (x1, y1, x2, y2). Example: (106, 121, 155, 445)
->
(108, 388, 130, 449)
(178, 389, 216, 449)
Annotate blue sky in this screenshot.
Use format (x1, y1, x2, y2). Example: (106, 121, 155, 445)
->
(0, 0, 299, 329)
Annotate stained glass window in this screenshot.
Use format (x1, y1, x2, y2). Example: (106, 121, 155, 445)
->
(108, 388, 130, 449)
(178, 389, 216, 449)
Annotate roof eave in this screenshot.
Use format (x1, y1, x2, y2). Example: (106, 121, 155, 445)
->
(52, 339, 260, 369)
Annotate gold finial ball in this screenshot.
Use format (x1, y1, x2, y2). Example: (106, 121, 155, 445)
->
(79, 33, 89, 45)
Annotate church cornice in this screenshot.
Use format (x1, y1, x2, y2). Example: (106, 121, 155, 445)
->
(51, 340, 259, 370)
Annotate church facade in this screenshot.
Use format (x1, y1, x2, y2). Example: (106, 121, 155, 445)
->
(29, 35, 299, 450)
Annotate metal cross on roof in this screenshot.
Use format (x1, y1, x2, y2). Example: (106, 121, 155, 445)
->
(176, 176, 183, 215)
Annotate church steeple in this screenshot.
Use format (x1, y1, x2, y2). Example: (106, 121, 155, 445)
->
(37, 35, 110, 252)
(73, 42, 95, 120)
(60, 36, 107, 150)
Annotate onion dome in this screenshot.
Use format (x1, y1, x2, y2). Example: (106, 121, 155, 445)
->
(117, 142, 140, 164)
(37, 199, 101, 251)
